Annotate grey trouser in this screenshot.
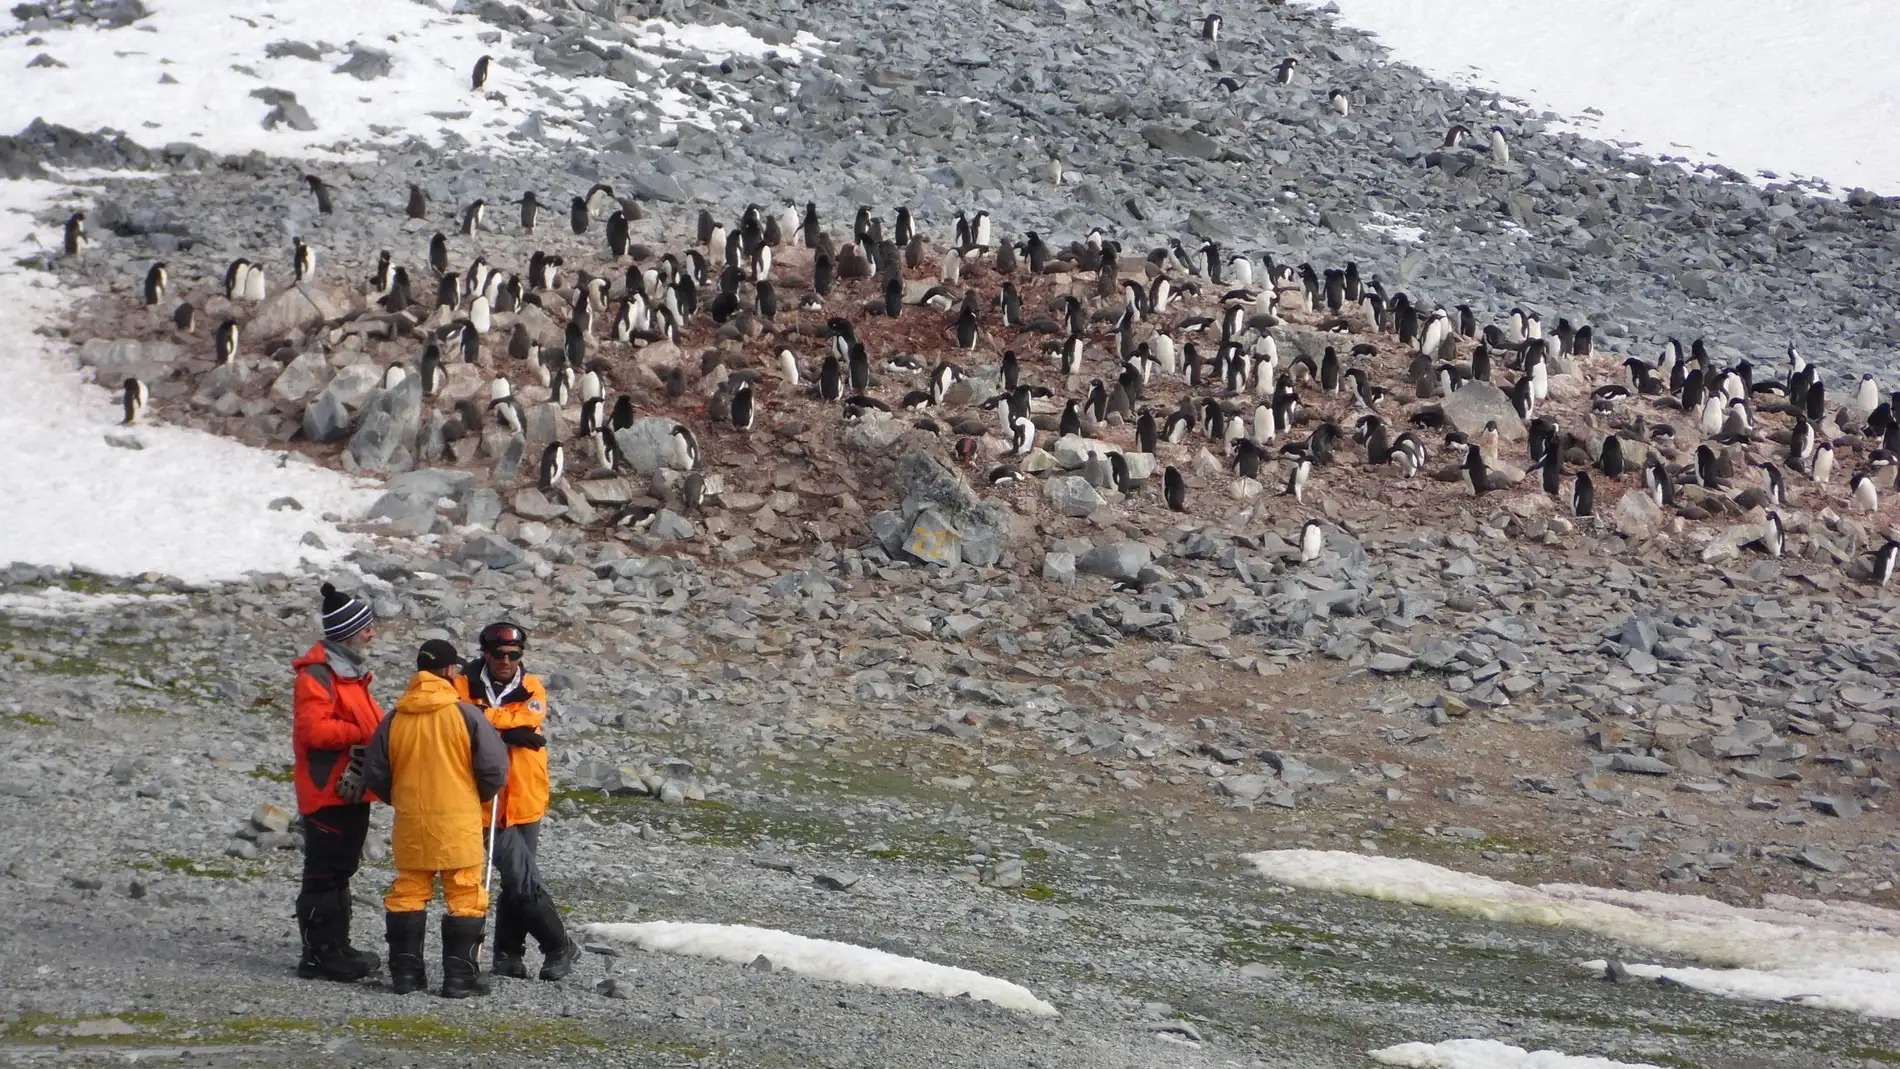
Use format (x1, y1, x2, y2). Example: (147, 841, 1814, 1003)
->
(491, 820, 546, 904)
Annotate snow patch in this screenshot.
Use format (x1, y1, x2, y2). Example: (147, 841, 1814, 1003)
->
(0, 0, 816, 159)
(0, 588, 185, 617)
(1246, 849, 1900, 1018)
(1326, 0, 1900, 194)
(1364, 212, 1425, 244)
(0, 179, 377, 583)
(583, 921, 1059, 1017)
(1371, 1039, 1661, 1069)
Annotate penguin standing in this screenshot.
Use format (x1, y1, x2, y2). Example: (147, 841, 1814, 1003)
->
(1852, 471, 1880, 513)
(62, 211, 86, 256)
(670, 424, 700, 471)
(1570, 471, 1595, 517)
(1812, 442, 1836, 485)
(1272, 58, 1298, 86)
(407, 184, 427, 220)
(1300, 520, 1324, 563)
(1874, 540, 1900, 588)
(214, 320, 240, 365)
(1200, 13, 1220, 40)
(537, 443, 565, 490)
(304, 175, 333, 215)
(121, 377, 147, 425)
(1488, 125, 1510, 165)
(1009, 412, 1037, 456)
(143, 262, 167, 306)
(731, 380, 756, 431)
(472, 54, 491, 91)
(1163, 466, 1187, 512)
(1285, 457, 1312, 503)
(293, 237, 315, 282)
(519, 192, 541, 233)
(1463, 443, 1490, 497)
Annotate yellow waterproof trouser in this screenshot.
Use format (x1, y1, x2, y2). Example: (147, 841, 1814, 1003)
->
(385, 865, 487, 917)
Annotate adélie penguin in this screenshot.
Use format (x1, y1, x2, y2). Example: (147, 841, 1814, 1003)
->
(1163, 466, 1187, 512)
(1300, 519, 1324, 563)
(121, 377, 146, 425)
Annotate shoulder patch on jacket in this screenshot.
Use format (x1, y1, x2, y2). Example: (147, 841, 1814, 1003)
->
(529, 699, 544, 712)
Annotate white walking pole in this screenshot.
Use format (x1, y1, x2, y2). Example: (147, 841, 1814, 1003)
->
(482, 794, 500, 903)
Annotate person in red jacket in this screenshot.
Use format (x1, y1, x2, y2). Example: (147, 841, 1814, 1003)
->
(290, 582, 385, 982)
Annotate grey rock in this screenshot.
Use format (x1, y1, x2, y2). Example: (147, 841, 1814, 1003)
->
(348, 377, 422, 473)
(1610, 754, 1675, 776)
(980, 857, 1024, 889)
(455, 532, 525, 570)
(247, 284, 341, 340)
(1439, 381, 1527, 441)
(903, 507, 962, 567)
(268, 347, 329, 402)
(1076, 542, 1152, 581)
(812, 871, 861, 891)
(613, 417, 687, 474)
(1045, 475, 1104, 517)
(1041, 551, 1077, 584)
(334, 47, 393, 81)
(513, 487, 568, 521)
(649, 509, 697, 541)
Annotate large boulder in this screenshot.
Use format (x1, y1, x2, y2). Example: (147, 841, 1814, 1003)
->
(269, 347, 330, 402)
(613, 417, 687, 474)
(1078, 542, 1153, 581)
(247, 283, 344, 340)
(1045, 475, 1104, 517)
(301, 389, 351, 443)
(348, 377, 422, 473)
(886, 452, 1011, 568)
(1439, 380, 1525, 441)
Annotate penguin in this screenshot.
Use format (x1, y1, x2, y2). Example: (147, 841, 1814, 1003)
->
(1300, 520, 1324, 564)
(406, 184, 427, 220)
(1442, 124, 1471, 148)
(1763, 512, 1787, 559)
(292, 237, 315, 283)
(1163, 466, 1187, 512)
(1812, 442, 1836, 485)
(142, 262, 167, 306)
(1272, 57, 1298, 86)
(538, 443, 565, 490)
(120, 377, 146, 425)
(1200, 12, 1220, 40)
(461, 199, 485, 235)
(1533, 451, 1562, 497)
(1571, 471, 1595, 517)
(428, 232, 449, 275)
(1852, 471, 1879, 512)
(1488, 125, 1510, 164)
(730, 380, 756, 431)
(1696, 444, 1723, 490)
(472, 54, 491, 91)
(1875, 540, 1900, 588)
(172, 301, 197, 333)
(490, 379, 523, 435)
(670, 423, 700, 471)
(420, 346, 441, 397)
(62, 211, 86, 256)
(1285, 456, 1312, 504)
(610, 395, 635, 431)
(519, 192, 541, 234)
(570, 196, 590, 236)
(1328, 89, 1349, 117)
(1463, 443, 1490, 497)
(1761, 462, 1788, 506)
(304, 174, 333, 215)
(1857, 374, 1882, 415)
(1643, 456, 1674, 508)
(1598, 435, 1625, 478)
(1010, 412, 1037, 456)
(213, 319, 239, 365)
(778, 347, 801, 388)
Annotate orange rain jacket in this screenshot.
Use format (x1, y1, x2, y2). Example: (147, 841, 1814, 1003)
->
(455, 662, 551, 829)
(290, 643, 385, 814)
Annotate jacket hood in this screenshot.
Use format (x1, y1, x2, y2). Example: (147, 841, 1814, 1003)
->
(395, 671, 462, 714)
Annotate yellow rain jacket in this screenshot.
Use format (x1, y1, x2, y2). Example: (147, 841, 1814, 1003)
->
(361, 671, 509, 872)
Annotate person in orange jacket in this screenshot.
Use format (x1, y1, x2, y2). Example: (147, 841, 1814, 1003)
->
(289, 583, 384, 982)
(361, 640, 509, 998)
(455, 622, 579, 981)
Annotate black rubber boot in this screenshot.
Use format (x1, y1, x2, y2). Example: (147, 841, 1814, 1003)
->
(385, 910, 428, 995)
(440, 915, 490, 999)
(524, 890, 579, 981)
(295, 890, 377, 982)
(491, 897, 529, 980)
(336, 892, 381, 971)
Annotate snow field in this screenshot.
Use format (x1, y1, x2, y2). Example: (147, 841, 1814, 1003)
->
(0, 178, 379, 583)
(1326, 0, 1900, 195)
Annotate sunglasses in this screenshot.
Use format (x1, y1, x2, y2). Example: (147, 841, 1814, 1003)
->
(485, 648, 523, 661)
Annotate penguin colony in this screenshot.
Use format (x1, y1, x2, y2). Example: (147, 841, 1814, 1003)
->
(71, 52, 1900, 588)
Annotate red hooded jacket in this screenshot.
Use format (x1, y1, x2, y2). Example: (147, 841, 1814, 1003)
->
(291, 643, 385, 814)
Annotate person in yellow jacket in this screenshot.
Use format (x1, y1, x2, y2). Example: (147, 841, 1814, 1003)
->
(455, 621, 579, 982)
(361, 640, 509, 998)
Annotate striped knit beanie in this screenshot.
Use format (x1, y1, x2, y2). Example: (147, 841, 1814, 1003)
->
(320, 582, 374, 643)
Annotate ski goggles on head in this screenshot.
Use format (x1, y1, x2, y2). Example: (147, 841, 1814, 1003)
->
(478, 622, 528, 651)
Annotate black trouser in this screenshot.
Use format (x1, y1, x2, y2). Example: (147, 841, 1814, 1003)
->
(299, 802, 370, 898)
